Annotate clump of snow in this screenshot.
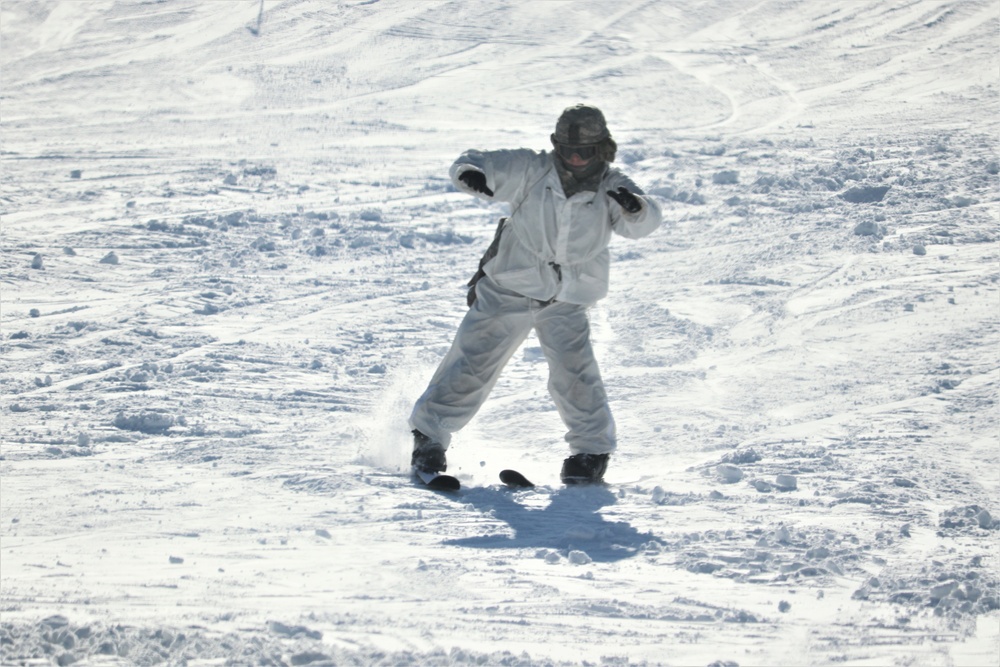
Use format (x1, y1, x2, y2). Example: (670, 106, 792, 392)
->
(939, 505, 1000, 534)
(716, 463, 744, 483)
(113, 411, 175, 434)
(712, 170, 739, 185)
(853, 220, 887, 237)
(1, 1, 997, 665)
(775, 473, 797, 491)
(841, 184, 891, 203)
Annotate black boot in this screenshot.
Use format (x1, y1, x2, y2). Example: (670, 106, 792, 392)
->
(561, 453, 609, 485)
(411, 429, 447, 474)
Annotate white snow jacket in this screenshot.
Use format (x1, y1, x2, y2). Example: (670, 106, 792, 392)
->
(451, 148, 663, 305)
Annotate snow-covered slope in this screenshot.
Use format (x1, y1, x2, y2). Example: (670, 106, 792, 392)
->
(1, 1, 997, 665)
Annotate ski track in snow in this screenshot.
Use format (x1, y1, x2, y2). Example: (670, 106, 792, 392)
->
(1, 1, 998, 665)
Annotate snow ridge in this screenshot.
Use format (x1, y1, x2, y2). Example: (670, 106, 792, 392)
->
(1, 1, 998, 665)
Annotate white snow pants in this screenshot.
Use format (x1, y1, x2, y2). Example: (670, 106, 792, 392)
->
(409, 276, 616, 455)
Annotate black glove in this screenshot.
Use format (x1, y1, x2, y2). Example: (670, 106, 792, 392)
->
(459, 170, 494, 197)
(607, 186, 642, 213)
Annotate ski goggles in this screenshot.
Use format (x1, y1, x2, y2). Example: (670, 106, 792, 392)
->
(555, 142, 599, 161)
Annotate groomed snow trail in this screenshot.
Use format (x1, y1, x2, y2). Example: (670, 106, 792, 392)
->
(1, 2, 998, 665)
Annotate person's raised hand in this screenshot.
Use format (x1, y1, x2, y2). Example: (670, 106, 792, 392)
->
(459, 170, 494, 197)
(607, 186, 642, 213)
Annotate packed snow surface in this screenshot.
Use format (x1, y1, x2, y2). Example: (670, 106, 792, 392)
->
(1, 1, 998, 665)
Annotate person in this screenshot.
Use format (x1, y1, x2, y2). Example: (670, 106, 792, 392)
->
(409, 104, 663, 485)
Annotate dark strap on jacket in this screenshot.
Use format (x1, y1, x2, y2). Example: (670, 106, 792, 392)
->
(467, 217, 508, 307)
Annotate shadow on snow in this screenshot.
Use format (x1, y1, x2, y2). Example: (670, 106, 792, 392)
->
(443, 485, 657, 563)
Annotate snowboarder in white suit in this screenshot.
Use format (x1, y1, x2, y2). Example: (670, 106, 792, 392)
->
(410, 104, 663, 484)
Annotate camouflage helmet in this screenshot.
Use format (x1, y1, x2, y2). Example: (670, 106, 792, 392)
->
(552, 104, 610, 145)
